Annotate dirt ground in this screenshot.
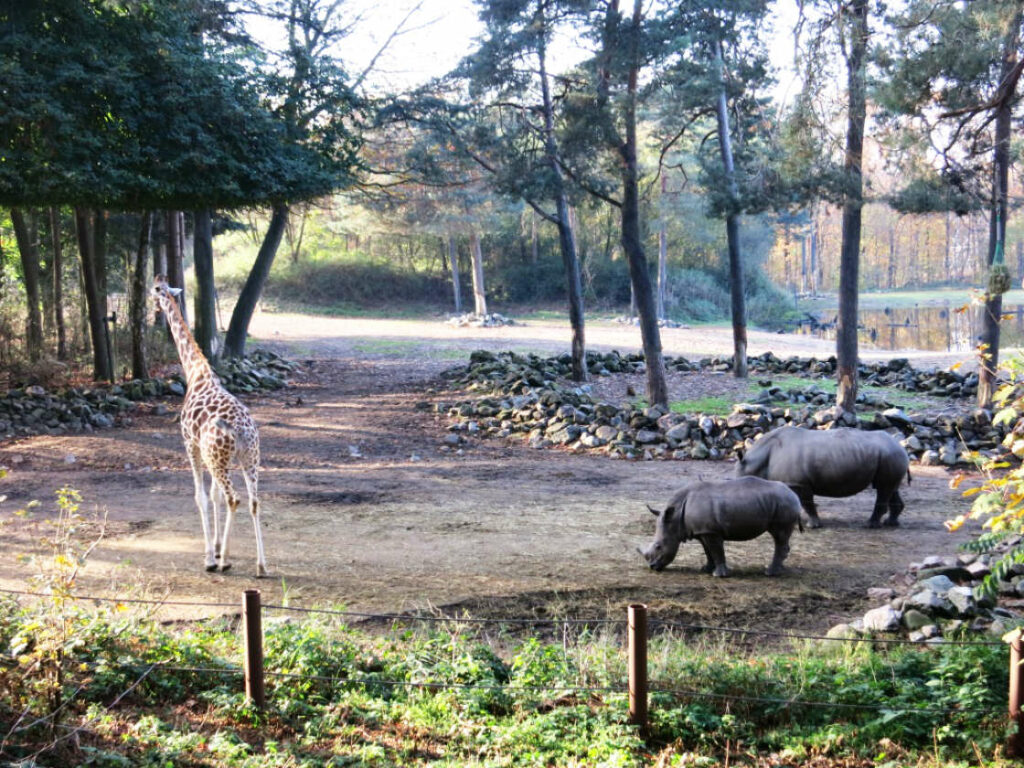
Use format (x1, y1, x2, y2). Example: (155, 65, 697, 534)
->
(0, 311, 985, 633)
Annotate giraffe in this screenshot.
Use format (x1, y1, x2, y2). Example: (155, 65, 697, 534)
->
(152, 275, 268, 577)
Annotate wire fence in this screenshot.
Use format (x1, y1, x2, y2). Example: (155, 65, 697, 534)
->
(1, 585, 1021, 754)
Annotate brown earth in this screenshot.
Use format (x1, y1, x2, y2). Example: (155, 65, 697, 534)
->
(0, 312, 985, 634)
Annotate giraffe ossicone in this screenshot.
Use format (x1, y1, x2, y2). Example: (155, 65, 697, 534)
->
(152, 274, 269, 577)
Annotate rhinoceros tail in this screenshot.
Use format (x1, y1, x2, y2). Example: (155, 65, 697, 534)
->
(907, 467, 912, 486)
(798, 518, 804, 533)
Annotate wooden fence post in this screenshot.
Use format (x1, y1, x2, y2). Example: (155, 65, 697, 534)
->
(1009, 628, 1024, 758)
(243, 589, 265, 709)
(628, 603, 648, 736)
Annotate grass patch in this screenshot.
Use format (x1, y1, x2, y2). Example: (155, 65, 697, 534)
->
(801, 287, 1024, 312)
(659, 373, 947, 416)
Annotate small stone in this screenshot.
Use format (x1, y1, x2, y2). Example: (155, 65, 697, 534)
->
(867, 587, 895, 601)
(902, 608, 932, 630)
(635, 429, 659, 444)
(863, 605, 901, 631)
(63, 454, 76, 465)
(826, 623, 859, 640)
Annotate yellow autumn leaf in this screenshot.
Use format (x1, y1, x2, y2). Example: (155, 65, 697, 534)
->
(949, 473, 965, 490)
(962, 487, 982, 497)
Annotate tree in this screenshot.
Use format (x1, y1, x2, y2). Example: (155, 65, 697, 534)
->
(224, 0, 374, 358)
(563, 0, 668, 405)
(878, 0, 1024, 409)
(1, 0, 341, 377)
(129, 211, 152, 379)
(836, 0, 869, 416)
(449, 0, 591, 380)
(9, 208, 44, 361)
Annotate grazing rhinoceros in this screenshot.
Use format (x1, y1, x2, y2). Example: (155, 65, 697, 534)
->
(638, 476, 802, 578)
(735, 425, 910, 529)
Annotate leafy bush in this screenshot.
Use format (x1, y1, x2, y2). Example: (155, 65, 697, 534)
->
(0, 594, 1012, 767)
(949, 352, 1024, 597)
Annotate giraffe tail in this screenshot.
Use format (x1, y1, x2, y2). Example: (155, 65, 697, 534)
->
(213, 417, 236, 436)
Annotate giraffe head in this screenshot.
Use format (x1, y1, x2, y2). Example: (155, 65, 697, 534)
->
(152, 274, 182, 310)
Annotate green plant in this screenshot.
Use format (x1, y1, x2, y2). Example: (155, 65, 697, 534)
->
(948, 353, 1024, 598)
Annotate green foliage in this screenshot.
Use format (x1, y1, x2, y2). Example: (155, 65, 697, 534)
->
(664, 266, 796, 328)
(0, 0, 344, 209)
(0, 588, 1012, 766)
(950, 353, 1024, 597)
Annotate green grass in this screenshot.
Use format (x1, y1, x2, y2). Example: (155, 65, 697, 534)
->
(659, 373, 945, 416)
(351, 339, 468, 360)
(801, 287, 1024, 312)
(0, 596, 1011, 767)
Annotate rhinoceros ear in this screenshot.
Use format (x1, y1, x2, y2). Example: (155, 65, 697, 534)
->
(646, 504, 661, 516)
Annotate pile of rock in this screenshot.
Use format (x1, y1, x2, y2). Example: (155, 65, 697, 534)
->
(440, 350, 1006, 466)
(447, 312, 517, 328)
(214, 349, 297, 393)
(0, 349, 297, 440)
(831, 547, 1024, 643)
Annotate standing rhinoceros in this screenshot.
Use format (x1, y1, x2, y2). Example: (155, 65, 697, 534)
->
(638, 476, 802, 577)
(735, 425, 910, 528)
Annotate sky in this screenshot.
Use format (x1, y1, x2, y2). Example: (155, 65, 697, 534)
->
(258, 0, 806, 102)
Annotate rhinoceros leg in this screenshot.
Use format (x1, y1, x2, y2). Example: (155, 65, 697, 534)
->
(868, 488, 894, 528)
(794, 487, 822, 529)
(701, 536, 728, 578)
(698, 538, 715, 574)
(766, 530, 791, 576)
(884, 490, 904, 527)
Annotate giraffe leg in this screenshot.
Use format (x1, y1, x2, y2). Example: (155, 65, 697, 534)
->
(243, 467, 269, 578)
(202, 439, 238, 574)
(211, 483, 223, 557)
(186, 443, 217, 571)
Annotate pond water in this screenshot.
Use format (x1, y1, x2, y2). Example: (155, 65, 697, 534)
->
(795, 304, 1024, 352)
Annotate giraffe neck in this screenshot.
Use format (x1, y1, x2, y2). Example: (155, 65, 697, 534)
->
(161, 295, 214, 387)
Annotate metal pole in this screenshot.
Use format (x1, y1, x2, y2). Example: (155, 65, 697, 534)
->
(243, 589, 265, 709)
(1009, 628, 1024, 757)
(627, 603, 648, 736)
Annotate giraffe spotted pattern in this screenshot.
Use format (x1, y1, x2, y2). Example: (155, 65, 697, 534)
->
(152, 275, 268, 577)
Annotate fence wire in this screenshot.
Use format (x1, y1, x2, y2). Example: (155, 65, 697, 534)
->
(1, 587, 1005, 648)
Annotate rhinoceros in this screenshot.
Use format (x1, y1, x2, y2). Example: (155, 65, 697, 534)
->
(735, 425, 910, 528)
(638, 476, 803, 577)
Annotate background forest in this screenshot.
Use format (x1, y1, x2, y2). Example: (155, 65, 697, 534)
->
(3, 0, 1024, 393)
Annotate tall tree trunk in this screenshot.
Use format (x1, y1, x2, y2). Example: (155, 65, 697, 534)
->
(713, 38, 747, 379)
(531, 211, 539, 264)
(618, 0, 667, 407)
(537, 14, 587, 381)
(657, 176, 668, 321)
(49, 207, 66, 361)
(10, 208, 44, 361)
(836, 0, 868, 416)
(92, 210, 108, 303)
(130, 212, 152, 379)
(447, 234, 462, 313)
(166, 210, 187, 322)
(224, 203, 288, 358)
(192, 209, 217, 360)
(977, 8, 1022, 409)
(74, 208, 112, 381)
(469, 231, 488, 316)
(152, 214, 167, 330)
(800, 233, 808, 294)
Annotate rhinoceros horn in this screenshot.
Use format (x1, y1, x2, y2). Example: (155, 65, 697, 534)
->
(646, 504, 661, 516)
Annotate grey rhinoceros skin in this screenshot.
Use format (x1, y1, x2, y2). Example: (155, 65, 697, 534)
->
(638, 476, 803, 578)
(734, 425, 910, 529)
